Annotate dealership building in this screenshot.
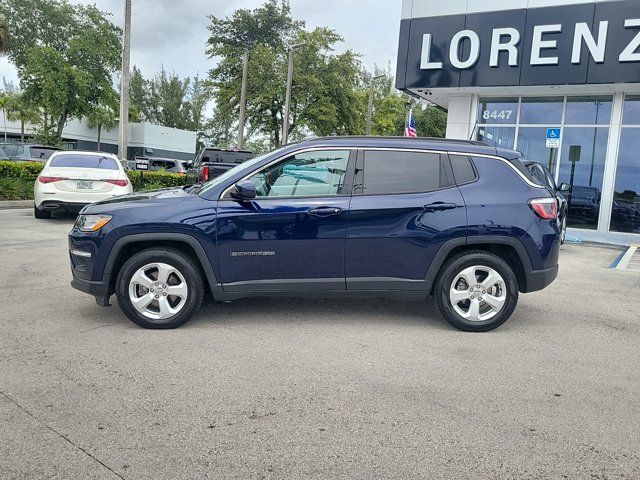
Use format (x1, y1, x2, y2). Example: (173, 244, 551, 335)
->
(396, 0, 640, 244)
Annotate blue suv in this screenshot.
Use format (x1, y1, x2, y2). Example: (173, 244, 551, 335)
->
(69, 137, 560, 332)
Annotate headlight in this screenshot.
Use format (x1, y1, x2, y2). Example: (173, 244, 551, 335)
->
(74, 214, 113, 232)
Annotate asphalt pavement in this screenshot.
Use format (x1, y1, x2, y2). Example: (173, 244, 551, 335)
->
(1, 208, 639, 479)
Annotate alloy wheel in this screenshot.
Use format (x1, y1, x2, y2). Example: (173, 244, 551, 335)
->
(449, 265, 507, 322)
(128, 262, 188, 320)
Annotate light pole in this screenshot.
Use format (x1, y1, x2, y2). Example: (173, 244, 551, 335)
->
(237, 49, 249, 149)
(366, 74, 385, 135)
(282, 43, 303, 146)
(118, 0, 132, 165)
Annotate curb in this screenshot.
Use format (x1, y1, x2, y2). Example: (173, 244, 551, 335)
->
(0, 200, 32, 210)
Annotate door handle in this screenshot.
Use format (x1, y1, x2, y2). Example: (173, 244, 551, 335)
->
(423, 202, 458, 212)
(308, 207, 343, 217)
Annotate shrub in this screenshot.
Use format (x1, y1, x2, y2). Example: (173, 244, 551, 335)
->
(0, 161, 188, 200)
(0, 177, 35, 201)
(0, 160, 44, 181)
(127, 170, 188, 191)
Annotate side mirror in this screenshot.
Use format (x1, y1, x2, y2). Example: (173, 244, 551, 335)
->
(184, 162, 194, 169)
(231, 180, 257, 200)
(559, 183, 570, 192)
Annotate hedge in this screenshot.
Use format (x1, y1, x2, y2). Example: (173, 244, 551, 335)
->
(0, 160, 189, 200)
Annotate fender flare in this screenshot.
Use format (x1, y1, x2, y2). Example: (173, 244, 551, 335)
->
(102, 233, 221, 294)
(424, 236, 533, 292)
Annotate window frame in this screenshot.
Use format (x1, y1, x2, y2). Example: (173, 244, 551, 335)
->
(220, 148, 357, 201)
(352, 148, 455, 197)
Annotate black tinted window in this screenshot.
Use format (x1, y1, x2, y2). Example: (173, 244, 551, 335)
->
(360, 151, 445, 195)
(50, 154, 119, 170)
(450, 155, 477, 184)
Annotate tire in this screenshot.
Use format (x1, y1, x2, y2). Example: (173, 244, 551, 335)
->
(115, 248, 205, 329)
(434, 251, 519, 332)
(560, 215, 567, 245)
(34, 205, 51, 219)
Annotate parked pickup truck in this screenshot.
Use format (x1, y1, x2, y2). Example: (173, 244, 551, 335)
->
(192, 147, 253, 182)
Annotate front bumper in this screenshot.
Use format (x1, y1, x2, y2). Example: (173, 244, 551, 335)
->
(71, 275, 112, 306)
(523, 264, 559, 293)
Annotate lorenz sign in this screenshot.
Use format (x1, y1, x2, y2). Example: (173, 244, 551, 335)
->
(396, 0, 640, 90)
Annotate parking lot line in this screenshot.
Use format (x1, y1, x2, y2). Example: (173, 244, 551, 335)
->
(615, 244, 639, 270)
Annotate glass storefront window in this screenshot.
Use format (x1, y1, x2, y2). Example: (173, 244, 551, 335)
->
(557, 128, 609, 230)
(565, 96, 612, 125)
(610, 129, 640, 234)
(476, 126, 516, 149)
(477, 97, 518, 125)
(622, 96, 640, 125)
(519, 97, 564, 124)
(517, 127, 558, 171)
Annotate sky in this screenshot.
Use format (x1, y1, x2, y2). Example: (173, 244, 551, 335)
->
(0, 0, 402, 86)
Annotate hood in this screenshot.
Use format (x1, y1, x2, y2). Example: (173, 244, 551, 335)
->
(81, 187, 194, 214)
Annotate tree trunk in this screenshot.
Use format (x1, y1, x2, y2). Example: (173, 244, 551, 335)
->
(96, 124, 102, 152)
(20, 120, 24, 142)
(56, 112, 67, 142)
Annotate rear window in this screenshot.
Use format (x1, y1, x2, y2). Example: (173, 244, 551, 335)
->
(30, 147, 59, 160)
(50, 154, 119, 170)
(512, 158, 542, 185)
(203, 149, 253, 164)
(358, 151, 449, 195)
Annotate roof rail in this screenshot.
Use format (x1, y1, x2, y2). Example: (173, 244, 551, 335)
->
(310, 135, 488, 146)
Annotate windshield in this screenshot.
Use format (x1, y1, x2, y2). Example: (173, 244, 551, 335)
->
(197, 147, 287, 194)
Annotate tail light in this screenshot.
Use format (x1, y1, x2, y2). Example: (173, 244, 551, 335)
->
(529, 198, 558, 220)
(202, 165, 209, 182)
(104, 179, 129, 187)
(38, 176, 68, 184)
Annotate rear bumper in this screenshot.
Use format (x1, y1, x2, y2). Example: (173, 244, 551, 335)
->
(523, 264, 559, 293)
(39, 200, 88, 213)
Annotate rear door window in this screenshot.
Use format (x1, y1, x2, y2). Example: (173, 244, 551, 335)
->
(357, 150, 448, 195)
(50, 155, 119, 170)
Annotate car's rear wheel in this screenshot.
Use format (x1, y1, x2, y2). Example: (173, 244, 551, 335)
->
(34, 205, 51, 219)
(560, 215, 567, 244)
(115, 248, 204, 329)
(434, 251, 519, 332)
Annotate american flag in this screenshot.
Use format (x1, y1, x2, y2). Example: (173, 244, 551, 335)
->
(404, 109, 417, 137)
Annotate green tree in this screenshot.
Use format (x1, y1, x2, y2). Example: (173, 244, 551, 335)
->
(0, 17, 10, 54)
(0, 0, 121, 142)
(129, 65, 149, 121)
(146, 67, 192, 129)
(86, 104, 117, 151)
(5, 92, 40, 141)
(206, 0, 362, 148)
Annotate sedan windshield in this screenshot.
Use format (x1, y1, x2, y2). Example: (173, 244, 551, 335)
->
(50, 154, 119, 170)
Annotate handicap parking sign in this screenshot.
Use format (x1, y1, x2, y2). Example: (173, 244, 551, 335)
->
(546, 128, 561, 148)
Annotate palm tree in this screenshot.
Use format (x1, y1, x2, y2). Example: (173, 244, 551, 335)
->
(0, 18, 11, 54)
(86, 105, 118, 151)
(6, 93, 40, 142)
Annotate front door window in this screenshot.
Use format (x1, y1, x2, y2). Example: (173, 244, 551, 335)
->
(248, 150, 350, 198)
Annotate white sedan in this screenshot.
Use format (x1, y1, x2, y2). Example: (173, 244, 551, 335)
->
(34, 151, 133, 218)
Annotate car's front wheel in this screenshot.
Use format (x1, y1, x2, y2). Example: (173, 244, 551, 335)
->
(434, 251, 519, 332)
(115, 248, 204, 329)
